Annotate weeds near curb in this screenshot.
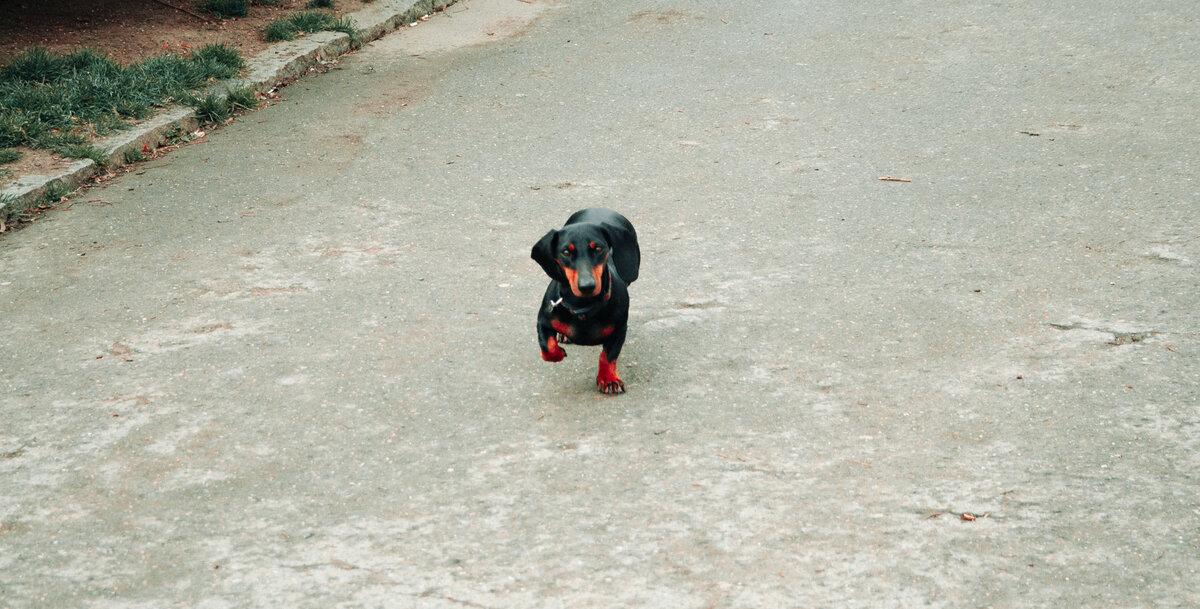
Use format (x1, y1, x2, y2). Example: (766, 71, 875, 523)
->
(124, 148, 145, 164)
(264, 11, 360, 43)
(192, 85, 260, 124)
(263, 19, 299, 42)
(189, 44, 246, 80)
(225, 85, 259, 112)
(193, 93, 231, 124)
(42, 180, 69, 204)
(53, 143, 108, 167)
(0, 45, 245, 154)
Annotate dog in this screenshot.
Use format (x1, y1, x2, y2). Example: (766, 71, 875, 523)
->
(531, 208, 640, 394)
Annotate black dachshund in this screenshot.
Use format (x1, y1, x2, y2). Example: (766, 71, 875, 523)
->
(532, 208, 640, 394)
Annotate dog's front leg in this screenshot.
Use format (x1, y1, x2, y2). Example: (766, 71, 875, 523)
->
(537, 315, 566, 362)
(597, 325, 627, 394)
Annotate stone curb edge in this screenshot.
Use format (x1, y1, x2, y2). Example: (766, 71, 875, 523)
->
(1, 0, 453, 225)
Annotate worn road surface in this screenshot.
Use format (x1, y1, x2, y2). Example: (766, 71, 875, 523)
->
(2, 0, 1198, 607)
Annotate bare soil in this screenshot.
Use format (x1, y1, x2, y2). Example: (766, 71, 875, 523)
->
(0, 0, 364, 66)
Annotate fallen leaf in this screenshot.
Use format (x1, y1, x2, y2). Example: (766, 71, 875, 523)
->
(111, 342, 134, 361)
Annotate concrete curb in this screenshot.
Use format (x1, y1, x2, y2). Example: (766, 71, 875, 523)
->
(0, 0, 452, 225)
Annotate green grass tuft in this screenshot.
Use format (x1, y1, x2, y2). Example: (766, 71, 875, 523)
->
(225, 85, 259, 112)
(0, 46, 66, 83)
(54, 143, 109, 166)
(0, 148, 19, 164)
(264, 11, 361, 43)
(329, 16, 361, 42)
(193, 93, 231, 124)
(289, 10, 335, 32)
(201, 0, 250, 19)
(42, 180, 70, 203)
(124, 148, 145, 164)
(32, 132, 88, 153)
(263, 19, 300, 42)
(190, 43, 246, 80)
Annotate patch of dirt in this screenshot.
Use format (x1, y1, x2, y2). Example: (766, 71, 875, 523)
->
(0, 0, 363, 66)
(3, 149, 73, 182)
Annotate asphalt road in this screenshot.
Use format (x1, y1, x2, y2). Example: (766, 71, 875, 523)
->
(2, 0, 1198, 606)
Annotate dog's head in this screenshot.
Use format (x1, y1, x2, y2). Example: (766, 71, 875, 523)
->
(532, 223, 624, 297)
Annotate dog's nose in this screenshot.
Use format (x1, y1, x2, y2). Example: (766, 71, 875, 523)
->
(575, 275, 595, 293)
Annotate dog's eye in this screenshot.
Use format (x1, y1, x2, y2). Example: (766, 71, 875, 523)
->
(561, 247, 575, 257)
(590, 242, 604, 253)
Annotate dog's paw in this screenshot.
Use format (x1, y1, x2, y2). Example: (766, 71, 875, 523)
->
(542, 336, 567, 362)
(596, 378, 625, 394)
(542, 345, 566, 363)
(596, 351, 624, 393)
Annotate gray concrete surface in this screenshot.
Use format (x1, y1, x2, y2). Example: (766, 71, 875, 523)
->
(2, 0, 1198, 606)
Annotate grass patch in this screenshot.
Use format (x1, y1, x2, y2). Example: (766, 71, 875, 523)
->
(192, 85, 259, 124)
(52, 142, 108, 166)
(124, 148, 145, 164)
(32, 132, 111, 164)
(189, 44, 245, 80)
(193, 92, 231, 124)
(42, 180, 70, 203)
(0, 45, 244, 154)
(0, 148, 15, 181)
(263, 19, 300, 42)
(306, 0, 333, 7)
(201, 0, 250, 19)
(225, 85, 259, 112)
(264, 11, 360, 43)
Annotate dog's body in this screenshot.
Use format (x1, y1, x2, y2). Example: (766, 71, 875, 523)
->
(531, 208, 640, 394)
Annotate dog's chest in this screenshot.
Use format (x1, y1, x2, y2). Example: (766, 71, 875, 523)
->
(551, 315, 615, 345)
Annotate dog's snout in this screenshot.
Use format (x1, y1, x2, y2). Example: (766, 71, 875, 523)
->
(575, 274, 595, 292)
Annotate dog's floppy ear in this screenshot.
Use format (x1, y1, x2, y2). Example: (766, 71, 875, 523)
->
(531, 229, 566, 282)
(603, 225, 640, 284)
